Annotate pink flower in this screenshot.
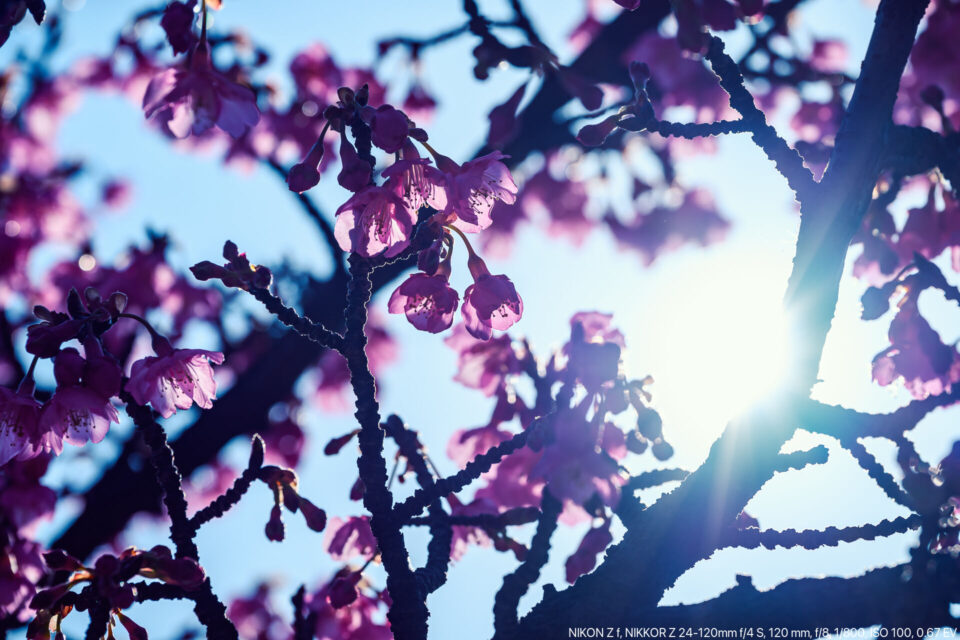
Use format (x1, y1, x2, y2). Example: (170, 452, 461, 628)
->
(447, 424, 512, 468)
(872, 298, 960, 400)
(564, 312, 625, 390)
(474, 445, 543, 509)
(487, 85, 526, 148)
(125, 341, 225, 418)
(324, 516, 377, 562)
(461, 259, 523, 340)
(38, 386, 119, 452)
(605, 190, 730, 266)
(0, 385, 42, 466)
(334, 185, 416, 258)
(142, 44, 260, 139)
(448, 495, 498, 561)
(443, 324, 522, 396)
(0, 537, 45, 623)
(532, 407, 624, 508)
(437, 151, 519, 233)
(382, 147, 447, 213)
(402, 82, 438, 123)
(160, 1, 198, 55)
(388, 272, 459, 333)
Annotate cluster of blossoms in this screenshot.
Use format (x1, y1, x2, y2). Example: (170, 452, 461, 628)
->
(318, 312, 675, 586)
(283, 80, 525, 340)
(446, 312, 675, 581)
(851, 176, 960, 400)
(860, 254, 960, 400)
(0, 285, 225, 467)
(0, 456, 54, 625)
(28, 545, 205, 640)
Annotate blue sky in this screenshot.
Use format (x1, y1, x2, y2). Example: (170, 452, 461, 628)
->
(5, 0, 957, 638)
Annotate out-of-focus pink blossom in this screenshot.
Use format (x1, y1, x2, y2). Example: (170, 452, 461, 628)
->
(605, 189, 730, 266)
(324, 516, 377, 562)
(444, 324, 522, 396)
(872, 298, 960, 400)
(531, 404, 624, 507)
(143, 43, 260, 139)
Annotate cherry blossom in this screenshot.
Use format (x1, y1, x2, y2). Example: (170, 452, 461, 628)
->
(388, 272, 460, 333)
(334, 186, 416, 258)
(126, 337, 225, 418)
(143, 41, 260, 139)
(435, 151, 519, 233)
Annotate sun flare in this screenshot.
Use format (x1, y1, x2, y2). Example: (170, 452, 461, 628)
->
(641, 252, 793, 435)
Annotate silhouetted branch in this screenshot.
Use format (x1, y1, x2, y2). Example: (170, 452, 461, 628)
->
(342, 256, 427, 640)
(725, 514, 921, 550)
(704, 35, 816, 202)
(841, 437, 914, 509)
(492, 490, 562, 638)
(248, 286, 344, 352)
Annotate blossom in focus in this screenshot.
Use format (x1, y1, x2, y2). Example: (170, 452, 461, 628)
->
(143, 43, 260, 139)
(436, 151, 519, 233)
(30, 347, 120, 458)
(334, 185, 416, 258)
(126, 337, 225, 418)
(363, 104, 410, 153)
(382, 145, 447, 212)
(388, 272, 460, 333)
(461, 254, 523, 340)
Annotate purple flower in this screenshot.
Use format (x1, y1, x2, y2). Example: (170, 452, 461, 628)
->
(125, 341, 225, 418)
(487, 85, 526, 148)
(382, 148, 447, 213)
(334, 185, 416, 258)
(142, 45, 260, 139)
(363, 104, 409, 153)
(324, 516, 377, 562)
(437, 151, 519, 233)
(461, 259, 523, 340)
(531, 404, 623, 507)
(388, 272, 459, 333)
(0, 385, 42, 466)
(444, 325, 522, 396)
(38, 385, 119, 452)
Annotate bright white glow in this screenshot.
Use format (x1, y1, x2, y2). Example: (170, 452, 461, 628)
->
(640, 251, 792, 438)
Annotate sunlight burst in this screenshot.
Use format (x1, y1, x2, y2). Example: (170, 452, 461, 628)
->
(643, 252, 793, 435)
